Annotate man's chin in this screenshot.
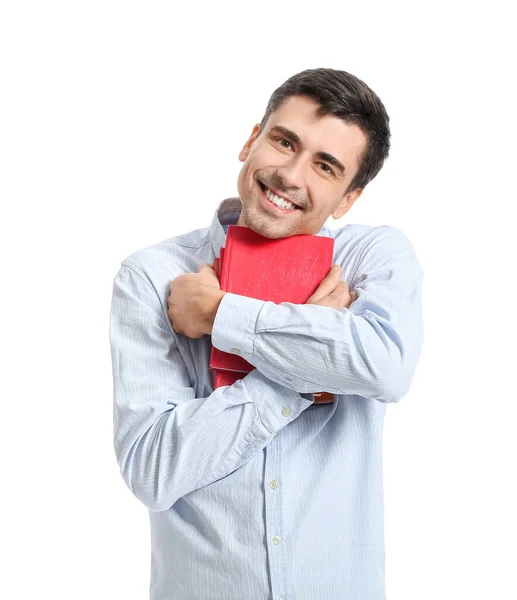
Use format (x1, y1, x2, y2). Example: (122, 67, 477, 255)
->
(238, 205, 294, 239)
(247, 220, 292, 240)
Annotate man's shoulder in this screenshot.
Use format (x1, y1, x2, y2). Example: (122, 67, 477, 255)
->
(327, 222, 421, 283)
(118, 225, 213, 286)
(329, 222, 418, 256)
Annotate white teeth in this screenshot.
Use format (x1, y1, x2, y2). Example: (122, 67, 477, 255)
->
(265, 187, 296, 210)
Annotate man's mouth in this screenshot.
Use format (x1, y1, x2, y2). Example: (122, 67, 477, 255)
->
(258, 182, 302, 211)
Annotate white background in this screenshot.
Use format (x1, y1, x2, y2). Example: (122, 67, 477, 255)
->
(1, 1, 515, 599)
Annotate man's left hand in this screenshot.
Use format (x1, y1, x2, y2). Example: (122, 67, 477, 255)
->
(168, 263, 225, 338)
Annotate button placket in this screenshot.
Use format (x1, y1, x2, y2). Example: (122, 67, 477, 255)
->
(264, 428, 287, 599)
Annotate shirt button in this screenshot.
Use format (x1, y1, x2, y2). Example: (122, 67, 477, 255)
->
(281, 407, 291, 417)
(273, 535, 282, 545)
(230, 347, 241, 355)
(269, 479, 279, 489)
(280, 597, 287, 600)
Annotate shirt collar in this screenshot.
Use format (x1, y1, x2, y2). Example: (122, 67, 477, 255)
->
(209, 197, 331, 257)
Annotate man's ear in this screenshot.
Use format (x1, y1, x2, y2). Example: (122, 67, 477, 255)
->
(332, 188, 363, 220)
(238, 124, 261, 162)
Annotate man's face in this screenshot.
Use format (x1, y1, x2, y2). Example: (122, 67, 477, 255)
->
(236, 95, 367, 238)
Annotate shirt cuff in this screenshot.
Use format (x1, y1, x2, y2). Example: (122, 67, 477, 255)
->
(211, 293, 266, 362)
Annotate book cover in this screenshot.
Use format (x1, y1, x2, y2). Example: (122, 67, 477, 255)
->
(210, 224, 335, 377)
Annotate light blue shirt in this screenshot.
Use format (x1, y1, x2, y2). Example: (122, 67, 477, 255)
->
(109, 199, 424, 600)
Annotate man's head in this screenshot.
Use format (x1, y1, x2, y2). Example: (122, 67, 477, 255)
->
(236, 68, 390, 238)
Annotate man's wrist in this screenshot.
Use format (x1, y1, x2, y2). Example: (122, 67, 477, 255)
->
(205, 290, 226, 335)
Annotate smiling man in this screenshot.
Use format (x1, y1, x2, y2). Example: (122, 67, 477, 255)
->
(110, 68, 424, 600)
(236, 94, 366, 239)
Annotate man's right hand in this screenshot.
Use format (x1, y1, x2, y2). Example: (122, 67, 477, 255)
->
(306, 265, 357, 310)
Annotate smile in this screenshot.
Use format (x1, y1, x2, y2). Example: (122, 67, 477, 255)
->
(259, 182, 301, 211)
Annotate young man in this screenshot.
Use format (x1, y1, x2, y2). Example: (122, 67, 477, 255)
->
(110, 68, 424, 600)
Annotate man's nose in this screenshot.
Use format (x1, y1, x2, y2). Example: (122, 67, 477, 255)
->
(276, 155, 309, 189)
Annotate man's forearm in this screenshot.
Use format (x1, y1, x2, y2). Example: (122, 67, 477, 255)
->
(112, 262, 314, 513)
(211, 253, 423, 403)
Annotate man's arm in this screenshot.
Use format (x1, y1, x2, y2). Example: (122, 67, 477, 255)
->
(110, 263, 313, 512)
(211, 227, 423, 402)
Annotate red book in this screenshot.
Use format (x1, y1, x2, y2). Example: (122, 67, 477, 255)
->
(210, 225, 335, 403)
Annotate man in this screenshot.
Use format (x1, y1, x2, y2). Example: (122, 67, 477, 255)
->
(110, 68, 424, 600)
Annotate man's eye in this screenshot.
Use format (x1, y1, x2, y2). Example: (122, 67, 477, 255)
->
(319, 163, 334, 175)
(277, 138, 292, 149)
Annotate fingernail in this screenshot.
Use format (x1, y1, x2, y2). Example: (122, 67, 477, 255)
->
(332, 265, 340, 273)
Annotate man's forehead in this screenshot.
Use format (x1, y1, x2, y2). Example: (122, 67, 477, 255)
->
(265, 96, 363, 142)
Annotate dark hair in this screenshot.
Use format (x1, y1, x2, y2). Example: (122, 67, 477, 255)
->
(259, 68, 390, 194)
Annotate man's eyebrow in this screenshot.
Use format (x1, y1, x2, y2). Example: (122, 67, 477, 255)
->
(269, 125, 301, 145)
(269, 125, 346, 175)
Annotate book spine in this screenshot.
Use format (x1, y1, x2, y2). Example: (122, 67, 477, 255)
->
(219, 235, 232, 292)
(312, 392, 335, 404)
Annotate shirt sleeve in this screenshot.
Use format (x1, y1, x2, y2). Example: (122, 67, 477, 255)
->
(110, 263, 313, 513)
(211, 227, 424, 403)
